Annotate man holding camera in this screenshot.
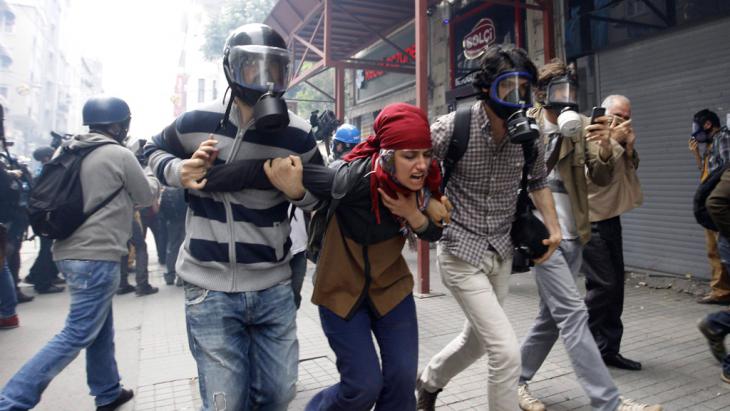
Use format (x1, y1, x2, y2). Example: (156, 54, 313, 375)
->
(416, 45, 561, 411)
(516, 60, 660, 411)
(582, 95, 644, 371)
(691, 109, 730, 305)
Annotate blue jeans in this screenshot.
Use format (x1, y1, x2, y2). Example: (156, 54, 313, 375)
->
(184, 281, 298, 411)
(0, 262, 17, 318)
(705, 310, 730, 375)
(0, 260, 122, 410)
(306, 295, 418, 411)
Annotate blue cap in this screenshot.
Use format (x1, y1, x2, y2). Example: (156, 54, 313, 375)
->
(334, 124, 361, 144)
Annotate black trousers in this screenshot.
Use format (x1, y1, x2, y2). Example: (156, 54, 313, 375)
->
(582, 216, 625, 357)
(27, 237, 58, 291)
(120, 217, 149, 288)
(141, 211, 167, 265)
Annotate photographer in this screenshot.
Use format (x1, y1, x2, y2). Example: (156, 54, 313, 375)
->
(0, 153, 34, 304)
(691, 109, 730, 305)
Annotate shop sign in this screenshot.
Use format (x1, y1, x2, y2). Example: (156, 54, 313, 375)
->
(463, 18, 496, 60)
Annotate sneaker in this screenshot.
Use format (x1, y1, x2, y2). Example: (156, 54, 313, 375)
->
(617, 396, 662, 411)
(0, 314, 19, 329)
(135, 284, 159, 296)
(36, 284, 65, 294)
(518, 384, 545, 411)
(722, 370, 730, 384)
(415, 377, 441, 410)
(16, 289, 34, 304)
(116, 284, 135, 295)
(698, 318, 727, 362)
(164, 274, 174, 286)
(96, 388, 134, 411)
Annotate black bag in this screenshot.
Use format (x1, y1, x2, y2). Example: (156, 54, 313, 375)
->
(694, 166, 727, 231)
(442, 105, 548, 273)
(28, 142, 123, 239)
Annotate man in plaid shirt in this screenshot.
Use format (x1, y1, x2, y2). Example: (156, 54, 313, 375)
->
(416, 45, 561, 411)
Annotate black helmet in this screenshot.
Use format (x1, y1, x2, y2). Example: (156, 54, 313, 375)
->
(82, 96, 131, 126)
(222, 23, 291, 107)
(82, 96, 131, 142)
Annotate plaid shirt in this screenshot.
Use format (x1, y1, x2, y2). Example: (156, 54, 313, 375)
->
(709, 126, 730, 174)
(432, 101, 548, 266)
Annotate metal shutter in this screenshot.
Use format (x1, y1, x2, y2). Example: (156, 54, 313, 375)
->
(595, 17, 730, 278)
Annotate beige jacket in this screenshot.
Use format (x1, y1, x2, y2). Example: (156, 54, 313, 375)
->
(587, 140, 643, 222)
(529, 107, 615, 245)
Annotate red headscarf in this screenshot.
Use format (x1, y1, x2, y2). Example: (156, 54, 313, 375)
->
(343, 103, 442, 223)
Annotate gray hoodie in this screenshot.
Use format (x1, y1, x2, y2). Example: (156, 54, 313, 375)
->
(52, 133, 159, 262)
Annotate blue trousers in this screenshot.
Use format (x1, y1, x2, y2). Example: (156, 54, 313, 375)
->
(705, 310, 730, 375)
(306, 294, 418, 411)
(0, 262, 17, 318)
(0, 260, 122, 410)
(185, 281, 298, 411)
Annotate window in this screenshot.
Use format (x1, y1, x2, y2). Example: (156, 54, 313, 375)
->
(198, 78, 205, 103)
(1, 12, 15, 33)
(0, 86, 7, 98)
(212, 80, 217, 100)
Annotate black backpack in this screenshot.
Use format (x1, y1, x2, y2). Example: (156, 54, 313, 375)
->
(28, 142, 123, 239)
(694, 166, 728, 231)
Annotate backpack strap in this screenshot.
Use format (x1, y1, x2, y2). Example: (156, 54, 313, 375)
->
(74, 141, 125, 219)
(441, 104, 472, 191)
(85, 186, 124, 218)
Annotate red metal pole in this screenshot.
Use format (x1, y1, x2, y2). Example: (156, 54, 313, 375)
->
(515, 0, 523, 49)
(542, 0, 555, 62)
(415, 0, 430, 295)
(335, 63, 345, 120)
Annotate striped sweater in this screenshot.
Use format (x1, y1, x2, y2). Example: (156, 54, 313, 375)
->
(145, 99, 321, 292)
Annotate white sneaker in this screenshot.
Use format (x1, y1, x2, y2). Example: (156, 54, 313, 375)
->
(518, 384, 546, 411)
(617, 396, 663, 411)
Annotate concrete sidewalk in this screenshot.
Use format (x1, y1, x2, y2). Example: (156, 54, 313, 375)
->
(2, 239, 730, 410)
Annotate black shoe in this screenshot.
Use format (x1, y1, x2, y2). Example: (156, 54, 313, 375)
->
(53, 276, 66, 285)
(36, 285, 65, 294)
(698, 318, 728, 363)
(722, 370, 730, 384)
(96, 388, 134, 411)
(603, 353, 642, 370)
(175, 277, 183, 287)
(116, 284, 135, 295)
(135, 285, 159, 296)
(164, 274, 175, 286)
(697, 294, 730, 305)
(416, 377, 441, 410)
(16, 289, 34, 304)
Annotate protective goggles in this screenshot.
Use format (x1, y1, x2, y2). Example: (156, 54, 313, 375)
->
(544, 76, 578, 109)
(227, 45, 291, 94)
(489, 71, 534, 109)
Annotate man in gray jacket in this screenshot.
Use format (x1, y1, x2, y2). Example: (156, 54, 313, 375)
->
(0, 96, 159, 411)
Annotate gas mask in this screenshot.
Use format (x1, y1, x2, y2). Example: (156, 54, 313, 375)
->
(484, 71, 539, 144)
(543, 76, 581, 137)
(225, 44, 292, 132)
(692, 121, 712, 143)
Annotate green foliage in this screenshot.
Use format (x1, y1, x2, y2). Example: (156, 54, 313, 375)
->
(201, 0, 277, 60)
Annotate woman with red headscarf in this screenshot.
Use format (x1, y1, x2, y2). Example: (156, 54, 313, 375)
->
(195, 102, 448, 410)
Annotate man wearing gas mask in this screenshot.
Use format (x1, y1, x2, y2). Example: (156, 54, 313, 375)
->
(517, 60, 661, 411)
(690, 109, 730, 305)
(416, 45, 561, 411)
(145, 24, 322, 410)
